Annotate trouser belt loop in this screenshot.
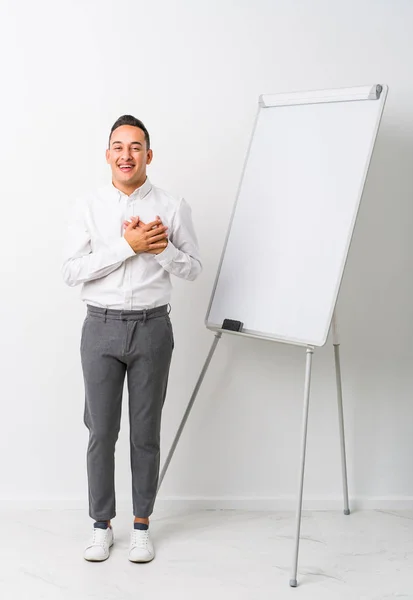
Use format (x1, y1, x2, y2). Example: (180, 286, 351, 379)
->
(143, 309, 147, 323)
(104, 308, 107, 323)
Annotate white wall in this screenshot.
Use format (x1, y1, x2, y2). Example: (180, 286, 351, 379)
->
(0, 0, 412, 512)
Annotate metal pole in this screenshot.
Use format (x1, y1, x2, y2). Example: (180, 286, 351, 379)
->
(331, 313, 350, 515)
(157, 331, 223, 492)
(290, 345, 314, 588)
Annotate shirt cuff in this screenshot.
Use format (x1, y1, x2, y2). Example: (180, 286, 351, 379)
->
(154, 241, 179, 265)
(114, 236, 136, 261)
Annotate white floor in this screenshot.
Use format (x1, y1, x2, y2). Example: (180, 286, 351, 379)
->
(1, 508, 412, 600)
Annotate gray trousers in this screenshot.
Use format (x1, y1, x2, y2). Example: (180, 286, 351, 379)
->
(80, 304, 174, 521)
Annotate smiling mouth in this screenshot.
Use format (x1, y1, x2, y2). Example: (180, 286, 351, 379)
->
(118, 164, 134, 173)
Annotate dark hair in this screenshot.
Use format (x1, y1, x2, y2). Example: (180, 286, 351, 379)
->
(109, 115, 150, 149)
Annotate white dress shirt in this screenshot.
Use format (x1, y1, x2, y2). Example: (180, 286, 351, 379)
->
(62, 178, 202, 309)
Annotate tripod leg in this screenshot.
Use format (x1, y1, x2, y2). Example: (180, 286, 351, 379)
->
(290, 346, 314, 588)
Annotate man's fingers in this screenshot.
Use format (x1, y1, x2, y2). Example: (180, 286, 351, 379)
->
(146, 225, 168, 238)
(142, 218, 162, 232)
(124, 216, 141, 229)
(149, 241, 168, 249)
(124, 220, 136, 231)
(149, 232, 168, 243)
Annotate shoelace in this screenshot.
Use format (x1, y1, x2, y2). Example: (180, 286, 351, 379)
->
(131, 529, 149, 549)
(91, 528, 110, 548)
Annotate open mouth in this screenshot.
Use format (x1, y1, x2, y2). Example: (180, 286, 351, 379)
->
(118, 164, 134, 173)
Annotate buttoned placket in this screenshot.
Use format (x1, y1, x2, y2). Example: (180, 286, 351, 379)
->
(119, 190, 138, 310)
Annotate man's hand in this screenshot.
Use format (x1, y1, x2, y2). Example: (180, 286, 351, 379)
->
(145, 215, 170, 255)
(124, 216, 169, 254)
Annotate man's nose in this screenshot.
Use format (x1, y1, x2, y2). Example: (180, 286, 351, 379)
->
(121, 148, 133, 160)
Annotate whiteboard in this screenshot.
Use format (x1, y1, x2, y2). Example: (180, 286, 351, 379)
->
(206, 85, 388, 347)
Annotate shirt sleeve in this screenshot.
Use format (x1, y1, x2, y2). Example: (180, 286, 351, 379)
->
(154, 198, 202, 281)
(61, 197, 135, 287)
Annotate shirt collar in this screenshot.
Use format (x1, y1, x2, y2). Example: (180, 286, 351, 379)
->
(109, 177, 152, 202)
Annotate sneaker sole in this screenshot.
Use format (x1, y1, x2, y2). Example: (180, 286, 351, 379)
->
(84, 540, 114, 562)
(128, 555, 155, 563)
(84, 555, 110, 562)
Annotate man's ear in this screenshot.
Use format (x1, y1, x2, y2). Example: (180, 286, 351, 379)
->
(146, 149, 153, 165)
(105, 148, 110, 163)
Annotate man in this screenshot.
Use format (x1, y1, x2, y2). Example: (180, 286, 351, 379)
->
(62, 115, 202, 563)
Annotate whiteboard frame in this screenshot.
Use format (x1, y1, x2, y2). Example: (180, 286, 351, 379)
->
(205, 84, 389, 347)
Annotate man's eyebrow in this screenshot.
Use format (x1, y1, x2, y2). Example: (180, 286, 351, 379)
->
(111, 140, 143, 146)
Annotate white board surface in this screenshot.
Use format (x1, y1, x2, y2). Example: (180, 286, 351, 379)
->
(206, 85, 388, 346)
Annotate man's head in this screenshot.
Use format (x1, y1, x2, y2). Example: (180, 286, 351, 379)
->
(106, 115, 153, 194)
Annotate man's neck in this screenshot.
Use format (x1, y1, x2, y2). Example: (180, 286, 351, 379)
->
(112, 177, 146, 197)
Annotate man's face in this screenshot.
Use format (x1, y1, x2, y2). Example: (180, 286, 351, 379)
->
(106, 125, 153, 191)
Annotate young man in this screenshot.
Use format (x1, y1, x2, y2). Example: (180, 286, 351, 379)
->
(62, 115, 202, 562)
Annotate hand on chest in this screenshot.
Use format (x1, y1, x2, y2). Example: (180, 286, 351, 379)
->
(90, 200, 171, 248)
(126, 208, 166, 230)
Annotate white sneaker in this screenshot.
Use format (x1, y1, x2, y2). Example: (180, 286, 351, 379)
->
(84, 525, 114, 562)
(128, 527, 155, 563)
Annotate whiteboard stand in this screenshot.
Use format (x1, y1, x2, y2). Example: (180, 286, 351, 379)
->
(157, 311, 350, 587)
(158, 84, 387, 587)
